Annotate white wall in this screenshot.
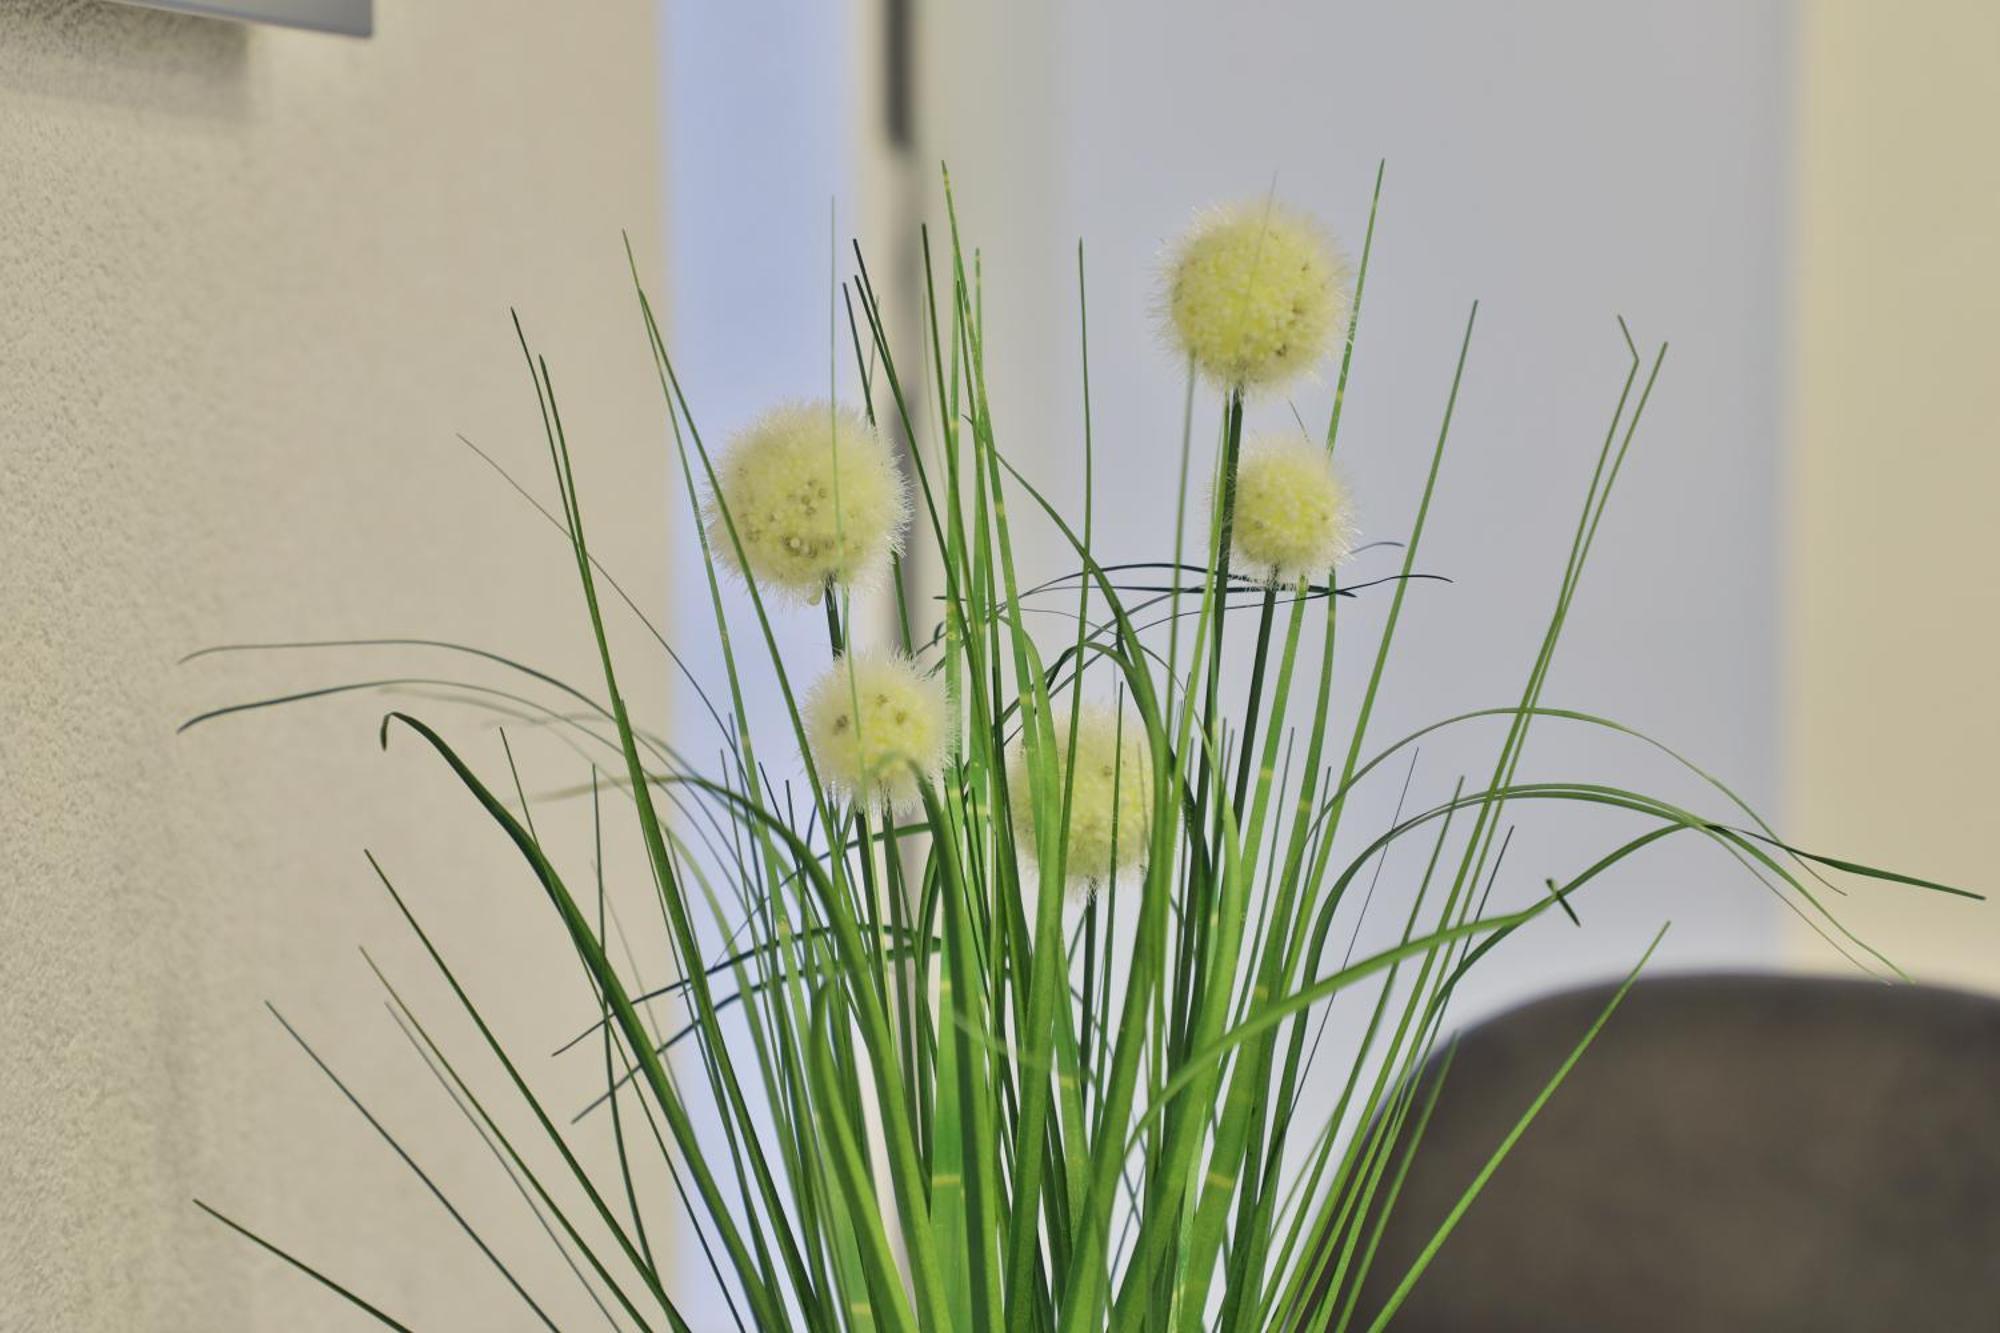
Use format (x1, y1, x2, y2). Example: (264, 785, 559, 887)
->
(657, 3, 865, 1324)
(914, 0, 1801, 1024)
(0, 3, 669, 1327)
(660, 0, 859, 755)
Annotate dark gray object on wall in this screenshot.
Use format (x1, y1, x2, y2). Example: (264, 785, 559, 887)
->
(110, 0, 370, 37)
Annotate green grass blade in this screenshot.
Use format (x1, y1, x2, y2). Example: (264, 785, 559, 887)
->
(193, 1201, 416, 1332)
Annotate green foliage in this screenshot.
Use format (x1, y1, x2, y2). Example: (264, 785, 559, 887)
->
(188, 167, 1971, 1330)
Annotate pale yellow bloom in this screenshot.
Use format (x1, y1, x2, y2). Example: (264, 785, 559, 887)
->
(805, 652, 951, 810)
(706, 402, 908, 599)
(1228, 433, 1355, 585)
(1010, 703, 1153, 885)
(1165, 202, 1351, 391)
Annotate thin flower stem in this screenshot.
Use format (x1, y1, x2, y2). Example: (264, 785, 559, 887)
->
(1232, 586, 1281, 814)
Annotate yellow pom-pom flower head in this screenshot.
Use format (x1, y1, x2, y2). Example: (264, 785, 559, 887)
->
(804, 652, 951, 811)
(1228, 433, 1355, 586)
(706, 402, 909, 600)
(1009, 703, 1154, 886)
(1164, 201, 1352, 392)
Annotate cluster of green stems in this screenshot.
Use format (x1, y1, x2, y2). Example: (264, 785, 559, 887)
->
(188, 167, 1964, 1333)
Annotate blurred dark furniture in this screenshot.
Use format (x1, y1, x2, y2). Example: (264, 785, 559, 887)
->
(1336, 973, 2000, 1332)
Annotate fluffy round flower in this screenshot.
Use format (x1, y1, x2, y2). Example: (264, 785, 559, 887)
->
(804, 652, 951, 810)
(706, 402, 909, 599)
(1009, 704, 1153, 885)
(1228, 434, 1355, 585)
(1164, 202, 1351, 391)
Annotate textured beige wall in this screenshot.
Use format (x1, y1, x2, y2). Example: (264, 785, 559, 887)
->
(1788, 0, 2000, 983)
(1, 2, 671, 1327)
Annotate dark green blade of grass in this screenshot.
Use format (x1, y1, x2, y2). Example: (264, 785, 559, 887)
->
(263, 1002, 564, 1332)
(365, 955, 675, 1328)
(361, 853, 675, 1328)
(380, 998, 626, 1333)
(193, 1201, 417, 1332)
